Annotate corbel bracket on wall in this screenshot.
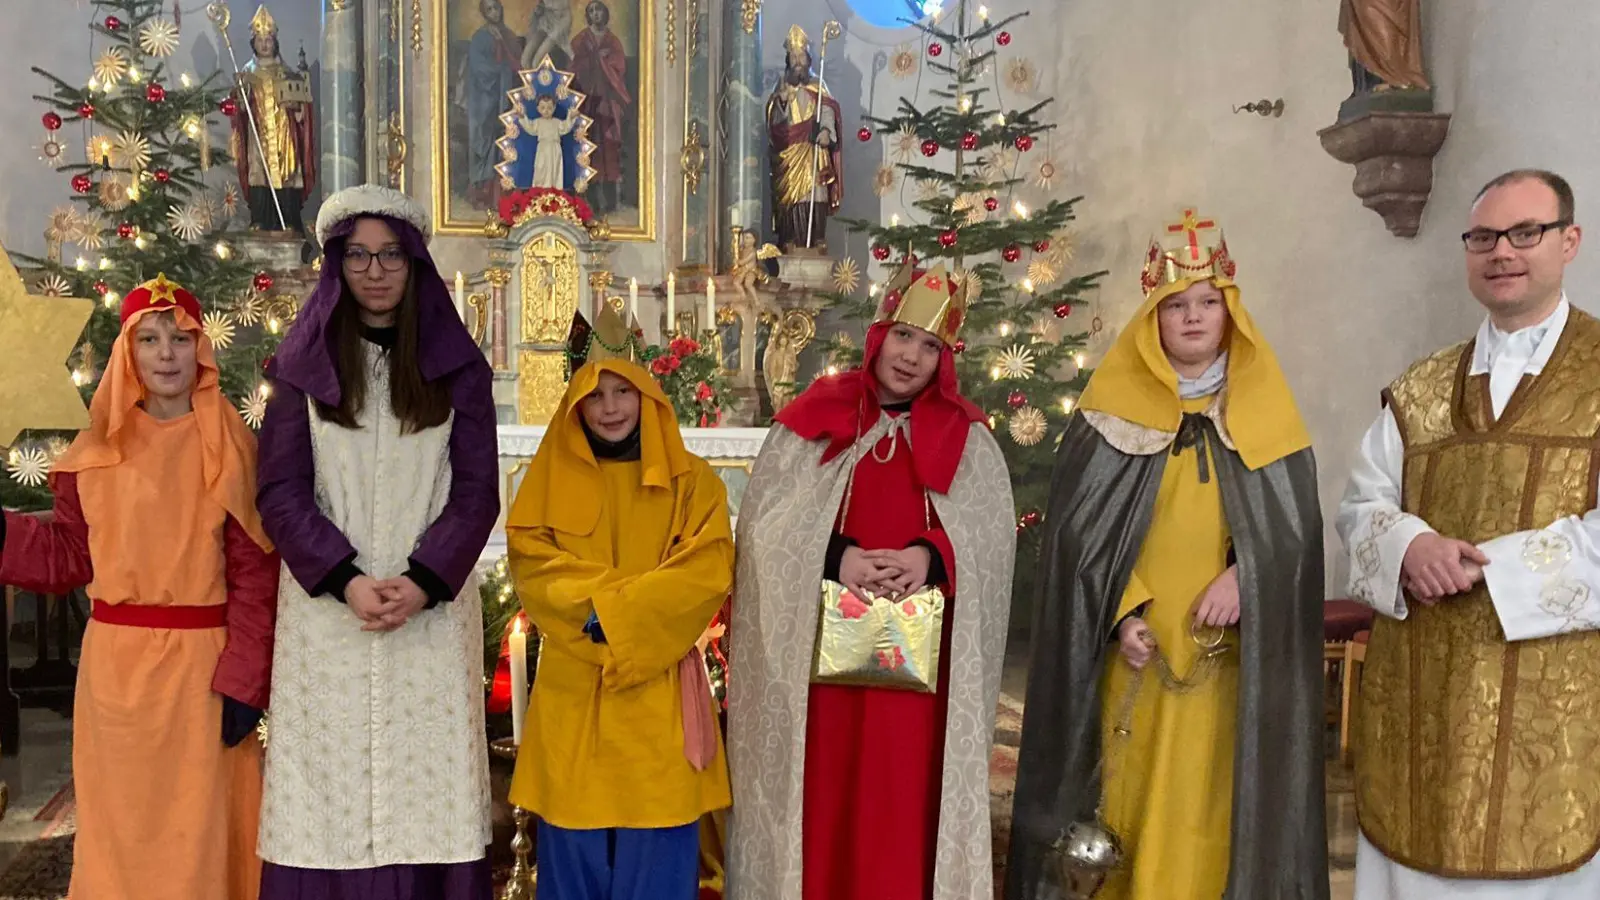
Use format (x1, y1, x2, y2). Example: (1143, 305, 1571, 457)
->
(1318, 111, 1451, 238)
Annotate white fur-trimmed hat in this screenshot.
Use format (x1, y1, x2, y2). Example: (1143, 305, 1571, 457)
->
(315, 184, 431, 248)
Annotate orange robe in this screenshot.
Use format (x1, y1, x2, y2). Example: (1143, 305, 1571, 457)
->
(0, 410, 278, 900)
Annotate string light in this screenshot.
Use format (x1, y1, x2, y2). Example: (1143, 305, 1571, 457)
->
(1061, 396, 1075, 413)
(1013, 201, 1030, 218)
(102, 290, 119, 308)
(825, 365, 840, 376)
(214, 241, 232, 259)
(959, 96, 972, 113)
(868, 283, 881, 297)
(184, 118, 201, 138)
(133, 234, 149, 250)
(71, 369, 89, 386)
(74, 257, 89, 271)
(998, 322, 1012, 337)
(1074, 352, 1087, 369)
(267, 316, 282, 334)
(978, 4, 990, 19)
(989, 366, 1001, 380)
(890, 213, 901, 227)
(994, 113, 1006, 126)
(126, 183, 140, 202)
(126, 67, 141, 83)
(86, 76, 100, 92)
(98, 257, 113, 270)
(180, 72, 193, 88)
(1021, 278, 1035, 293)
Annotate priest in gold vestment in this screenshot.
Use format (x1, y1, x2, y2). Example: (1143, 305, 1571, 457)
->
(1339, 169, 1600, 899)
(1007, 214, 1328, 900)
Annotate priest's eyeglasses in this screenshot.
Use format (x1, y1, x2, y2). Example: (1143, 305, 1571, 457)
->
(1461, 220, 1571, 253)
(343, 247, 409, 272)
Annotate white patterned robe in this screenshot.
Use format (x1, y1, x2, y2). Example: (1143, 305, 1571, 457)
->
(726, 419, 1016, 900)
(259, 346, 491, 869)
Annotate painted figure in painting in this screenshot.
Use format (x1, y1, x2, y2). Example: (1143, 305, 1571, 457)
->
(230, 4, 316, 233)
(570, 0, 632, 215)
(456, 0, 525, 207)
(523, 0, 574, 71)
(767, 25, 843, 253)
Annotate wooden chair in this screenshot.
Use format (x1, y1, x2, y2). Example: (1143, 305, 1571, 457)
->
(1340, 630, 1370, 764)
(1322, 599, 1374, 744)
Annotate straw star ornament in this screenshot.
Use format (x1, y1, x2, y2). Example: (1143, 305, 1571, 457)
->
(0, 244, 93, 446)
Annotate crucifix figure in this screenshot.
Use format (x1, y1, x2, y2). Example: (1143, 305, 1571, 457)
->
(1166, 208, 1217, 263)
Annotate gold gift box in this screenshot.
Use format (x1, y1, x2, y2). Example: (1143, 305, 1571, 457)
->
(810, 580, 945, 693)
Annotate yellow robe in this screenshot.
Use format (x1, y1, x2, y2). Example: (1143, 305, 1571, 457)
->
(1099, 395, 1238, 900)
(507, 421, 734, 830)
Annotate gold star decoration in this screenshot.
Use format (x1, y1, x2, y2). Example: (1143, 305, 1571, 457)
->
(1008, 406, 1048, 446)
(873, 165, 898, 197)
(138, 18, 181, 57)
(0, 244, 93, 446)
(45, 436, 71, 462)
(1030, 317, 1062, 344)
(221, 183, 241, 216)
(952, 192, 988, 226)
(46, 208, 81, 245)
(831, 258, 861, 294)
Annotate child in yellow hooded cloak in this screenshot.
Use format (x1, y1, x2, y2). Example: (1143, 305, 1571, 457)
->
(505, 307, 734, 900)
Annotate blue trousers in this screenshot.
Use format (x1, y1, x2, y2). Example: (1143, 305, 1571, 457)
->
(535, 818, 699, 900)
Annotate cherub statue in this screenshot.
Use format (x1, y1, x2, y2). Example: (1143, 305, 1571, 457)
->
(729, 226, 782, 305)
(762, 308, 816, 413)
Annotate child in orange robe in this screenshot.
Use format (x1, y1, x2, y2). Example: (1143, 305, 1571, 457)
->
(0, 274, 278, 900)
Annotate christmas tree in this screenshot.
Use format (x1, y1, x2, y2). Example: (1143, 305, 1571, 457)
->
(820, 0, 1106, 616)
(2, 0, 282, 509)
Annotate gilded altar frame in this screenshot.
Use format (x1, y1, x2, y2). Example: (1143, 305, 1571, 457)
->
(430, 0, 657, 241)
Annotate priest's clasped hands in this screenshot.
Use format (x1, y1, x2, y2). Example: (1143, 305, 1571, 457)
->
(1400, 532, 1489, 604)
(839, 544, 933, 603)
(344, 574, 432, 632)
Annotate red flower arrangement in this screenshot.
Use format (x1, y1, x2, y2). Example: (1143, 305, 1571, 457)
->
(497, 187, 596, 227)
(639, 334, 730, 427)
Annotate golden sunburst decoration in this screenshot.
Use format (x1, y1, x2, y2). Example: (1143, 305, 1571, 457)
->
(76, 212, 107, 250)
(831, 258, 861, 294)
(996, 344, 1037, 379)
(168, 204, 207, 241)
(93, 48, 130, 85)
(36, 274, 72, 298)
(203, 311, 236, 349)
(1027, 259, 1060, 286)
(1045, 231, 1076, 267)
(915, 178, 944, 202)
(241, 385, 270, 429)
(5, 446, 51, 488)
(36, 135, 68, 168)
(98, 174, 131, 211)
(873, 164, 898, 197)
(138, 18, 181, 57)
(232, 292, 266, 327)
(111, 131, 151, 174)
(46, 207, 81, 244)
(1033, 156, 1060, 191)
(952, 192, 988, 226)
(891, 125, 918, 162)
(1008, 406, 1048, 446)
(221, 183, 241, 216)
(1006, 57, 1038, 94)
(890, 44, 918, 79)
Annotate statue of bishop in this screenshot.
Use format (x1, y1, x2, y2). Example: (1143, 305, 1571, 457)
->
(229, 4, 317, 233)
(766, 25, 843, 254)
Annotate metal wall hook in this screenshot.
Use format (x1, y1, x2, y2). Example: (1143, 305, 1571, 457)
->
(1232, 98, 1285, 118)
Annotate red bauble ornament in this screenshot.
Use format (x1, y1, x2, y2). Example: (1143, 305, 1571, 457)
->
(253, 271, 275, 293)
(928, 43, 944, 58)
(1054, 302, 1073, 318)
(872, 244, 892, 261)
(953, 339, 967, 354)
(1007, 390, 1028, 409)
(42, 111, 62, 131)
(104, 15, 123, 31)
(997, 31, 1012, 46)
(1034, 239, 1051, 253)
(920, 139, 939, 158)
(220, 97, 238, 116)
(77, 102, 95, 119)
(960, 132, 979, 151)
(984, 196, 999, 211)
(1020, 510, 1042, 528)
(116, 222, 135, 240)
(1002, 244, 1022, 263)
(93, 280, 109, 296)
(938, 229, 958, 248)
(857, 125, 873, 143)
(1015, 134, 1035, 152)
(145, 83, 166, 104)
(154, 169, 171, 183)
(71, 173, 93, 193)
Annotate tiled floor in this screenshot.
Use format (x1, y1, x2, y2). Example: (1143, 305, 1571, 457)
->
(1330, 782, 1356, 900)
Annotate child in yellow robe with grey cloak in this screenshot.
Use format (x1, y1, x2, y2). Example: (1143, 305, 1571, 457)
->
(505, 305, 734, 900)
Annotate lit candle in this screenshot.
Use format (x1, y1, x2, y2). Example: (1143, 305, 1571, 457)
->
(705, 280, 716, 332)
(666, 273, 676, 331)
(454, 271, 466, 321)
(629, 277, 639, 323)
(509, 617, 528, 745)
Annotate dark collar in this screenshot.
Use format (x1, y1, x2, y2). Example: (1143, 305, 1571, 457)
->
(582, 420, 642, 461)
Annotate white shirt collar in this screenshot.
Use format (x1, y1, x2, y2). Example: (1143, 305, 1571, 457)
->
(1469, 294, 1570, 377)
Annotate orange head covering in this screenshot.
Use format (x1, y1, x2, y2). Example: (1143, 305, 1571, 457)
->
(53, 274, 272, 550)
(506, 358, 691, 538)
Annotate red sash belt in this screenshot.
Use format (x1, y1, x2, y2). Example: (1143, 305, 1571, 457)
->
(91, 600, 226, 629)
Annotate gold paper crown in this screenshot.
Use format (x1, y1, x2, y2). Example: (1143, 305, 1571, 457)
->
(566, 300, 642, 375)
(873, 261, 969, 347)
(1139, 207, 1237, 296)
(786, 24, 808, 50)
(251, 4, 277, 37)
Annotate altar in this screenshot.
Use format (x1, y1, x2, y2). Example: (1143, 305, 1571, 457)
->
(482, 424, 770, 562)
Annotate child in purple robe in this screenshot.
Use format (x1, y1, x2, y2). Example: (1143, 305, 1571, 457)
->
(254, 184, 499, 900)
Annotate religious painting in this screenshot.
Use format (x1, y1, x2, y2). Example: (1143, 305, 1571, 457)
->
(433, 0, 655, 239)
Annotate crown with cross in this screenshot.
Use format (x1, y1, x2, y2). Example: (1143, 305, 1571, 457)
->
(1139, 208, 1237, 296)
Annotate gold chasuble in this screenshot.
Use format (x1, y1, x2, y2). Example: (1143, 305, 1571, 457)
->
(505, 359, 734, 830)
(1357, 307, 1600, 878)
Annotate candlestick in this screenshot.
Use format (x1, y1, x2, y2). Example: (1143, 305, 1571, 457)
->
(629, 278, 639, 324)
(666, 274, 676, 332)
(509, 617, 528, 745)
(454, 271, 466, 321)
(705, 280, 716, 332)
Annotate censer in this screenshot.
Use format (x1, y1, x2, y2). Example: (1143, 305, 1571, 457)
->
(1047, 622, 1231, 898)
